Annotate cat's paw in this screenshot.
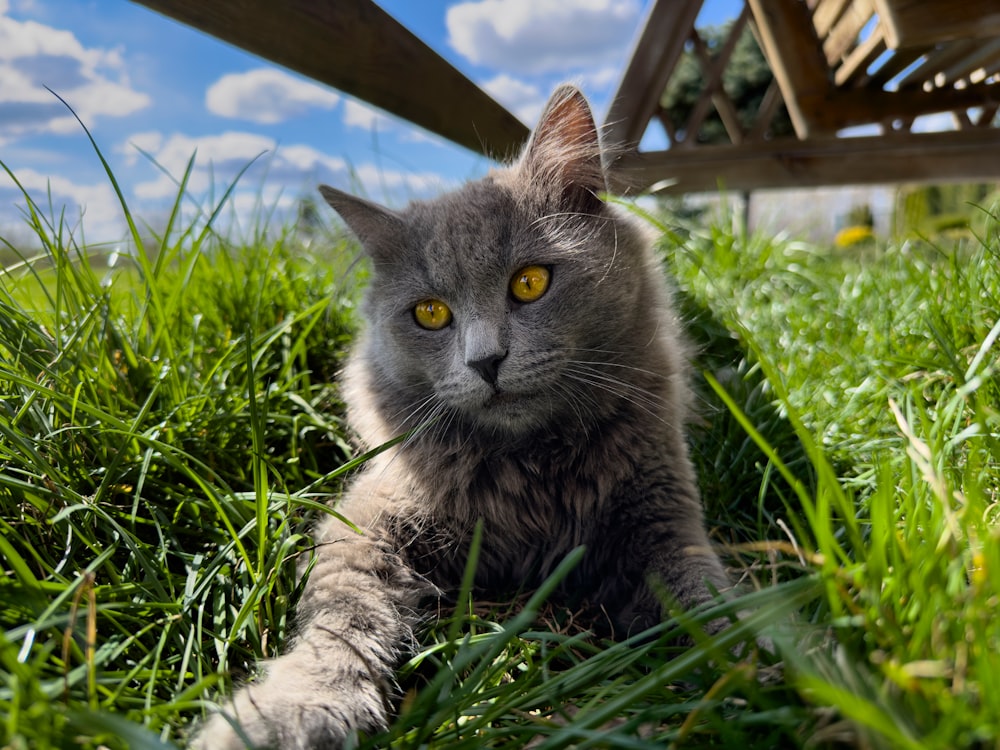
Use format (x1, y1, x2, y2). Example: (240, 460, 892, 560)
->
(189, 655, 389, 750)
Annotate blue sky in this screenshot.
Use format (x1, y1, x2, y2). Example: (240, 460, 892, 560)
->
(0, 0, 740, 245)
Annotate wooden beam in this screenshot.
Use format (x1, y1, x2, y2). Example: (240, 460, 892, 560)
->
(682, 7, 751, 147)
(604, 0, 705, 147)
(747, 0, 835, 136)
(609, 128, 1000, 193)
(746, 79, 784, 140)
(938, 39, 1000, 87)
(132, 0, 529, 159)
(812, 0, 851, 38)
(895, 40, 982, 90)
(834, 27, 886, 87)
(873, 0, 1000, 48)
(832, 83, 1000, 128)
(821, 0, 874, 65)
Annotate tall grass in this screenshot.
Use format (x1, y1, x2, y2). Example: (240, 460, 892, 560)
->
(669, 211, 1000, 749)
(1, 128, 998, 749)
(0, 144, 358, 748)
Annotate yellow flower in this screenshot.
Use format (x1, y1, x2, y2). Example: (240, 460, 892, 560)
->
(835, 225, 875, 248)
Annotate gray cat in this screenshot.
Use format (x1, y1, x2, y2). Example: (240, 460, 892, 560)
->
(193, 85, 733, 750)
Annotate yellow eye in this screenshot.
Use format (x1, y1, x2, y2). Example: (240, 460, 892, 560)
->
(413, 299, 452, 330)
(510, 265, 551, 303)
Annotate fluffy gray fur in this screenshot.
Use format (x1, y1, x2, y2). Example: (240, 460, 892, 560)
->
(192, 85, 732, 750)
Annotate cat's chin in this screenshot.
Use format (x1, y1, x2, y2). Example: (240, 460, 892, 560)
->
(472, 389, 548, 435)
(484, 389, 527, 408)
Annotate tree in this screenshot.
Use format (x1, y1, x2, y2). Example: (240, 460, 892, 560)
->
(658, 22, 795, 229)
(660, 22, 794, 145)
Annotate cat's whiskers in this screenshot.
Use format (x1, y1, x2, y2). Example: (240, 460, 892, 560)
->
(574, 366, 669, 414)
(572, 347, 675, 380)
(564, 359, 668, 403)
(546, 377, 597, 438)
(402, 401, 450, 449)
(388, 393, 434, 428)
(562, 364, 671, 425)
(596, 219, 619, 286)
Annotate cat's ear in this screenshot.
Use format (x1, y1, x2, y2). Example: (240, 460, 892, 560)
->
(520, 85, 606, 212)
(318, 184, 404, 259)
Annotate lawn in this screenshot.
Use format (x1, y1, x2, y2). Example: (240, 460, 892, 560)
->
(1, 141, 998, 749)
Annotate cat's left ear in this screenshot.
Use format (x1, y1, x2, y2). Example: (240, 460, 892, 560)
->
(319, 184, 404, 260)
(521, 85, 606, 212)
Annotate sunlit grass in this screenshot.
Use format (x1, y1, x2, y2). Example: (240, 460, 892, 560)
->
(1, 127, 999, 749)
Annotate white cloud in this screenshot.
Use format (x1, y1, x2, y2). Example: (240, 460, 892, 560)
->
(351, 163, 449, 198)
(0, 165, 125, 242)
(480, 74, 544, 124)
(343, 99, 394, 131)
(205, 67, 340, 124)
(123, 128, 450, 207)
(342, 98, 449, 146)
(122, 130, 352, 201)
(573, 65, 620, 91)
(0, 7, 149, 142)
(446, 0, 640, 75)
(120, 130, 164, 165)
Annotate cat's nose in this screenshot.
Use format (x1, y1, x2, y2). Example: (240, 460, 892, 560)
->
(467, 351, 507, 386)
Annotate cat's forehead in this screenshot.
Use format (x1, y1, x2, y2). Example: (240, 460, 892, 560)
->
(402, 179, 525, 276)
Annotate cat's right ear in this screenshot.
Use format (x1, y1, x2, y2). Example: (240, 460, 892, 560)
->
(318, 184, 404, 259)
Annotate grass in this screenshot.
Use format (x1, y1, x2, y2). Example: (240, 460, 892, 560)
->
(1, 129, 998, 749)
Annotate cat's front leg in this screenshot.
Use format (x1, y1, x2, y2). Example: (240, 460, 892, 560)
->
(191, 529, 431, 750)
(595, 474, 733, 636)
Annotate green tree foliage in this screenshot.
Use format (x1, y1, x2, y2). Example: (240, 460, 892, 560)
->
(660, 23, 794, 145)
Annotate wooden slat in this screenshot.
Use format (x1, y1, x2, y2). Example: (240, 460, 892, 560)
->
(132, 0, 529, 159)
(895, 40, 982, 90)
(834, 27, 886, 86)
(822, 0, 874, 65)
(604, 0, 705, 147)
(984, 59, 1000, 80)
(873, 0, 1000, 48)
(830, 82, 1000, 127)
(747, 79, 784, 140)
(654, 106, 679, 145)
(682, 7, 751, 147)
(938, 39, 1000, 86)
(975, 105, 998, 127)
(609, 128, 1000, 193)
(747, 0, 835, 136)
(866, 46, 929, 88)
(811, 0, 851, 39)
(953, 109, 973, 131)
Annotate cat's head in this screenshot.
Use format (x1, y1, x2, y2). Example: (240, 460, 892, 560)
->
(321, 86, 673, 439)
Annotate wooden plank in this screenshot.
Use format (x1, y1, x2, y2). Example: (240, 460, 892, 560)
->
(132, 0, 529, 159)
(812, 0, 851, 38)
(748, 0, 836, 136)
(609, 127, 1000, 193)
(654, 107, 679, 144)
(834, 27, 886, 87)
(822, 0, 874, 65)
(866, 46, 929, 88)
(873, 0, 1000, 48)
(894, 40, 981, 90)
(938, 39, 1000, 86)
(829, 82, 1000, 128)
(682, 7, 751, 147)
(604, 0, 705, 147)
(975, 105, 998, 127)
(746, 79, 784, 140)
